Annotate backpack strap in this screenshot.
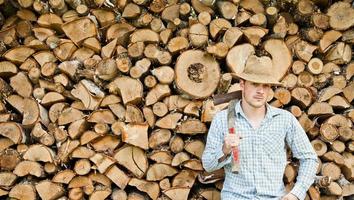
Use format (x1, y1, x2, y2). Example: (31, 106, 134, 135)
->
(227, 99, 240, 173)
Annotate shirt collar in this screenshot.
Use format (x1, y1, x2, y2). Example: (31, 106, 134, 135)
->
(234, 100, 280, 120)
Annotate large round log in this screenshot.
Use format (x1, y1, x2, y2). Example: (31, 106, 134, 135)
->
(175, 50, 220, 99)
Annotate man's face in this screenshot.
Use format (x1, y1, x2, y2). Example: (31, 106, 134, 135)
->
(240, 80, 271, 108)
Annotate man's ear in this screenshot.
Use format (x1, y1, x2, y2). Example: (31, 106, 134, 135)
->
(239, 79, 244, 89)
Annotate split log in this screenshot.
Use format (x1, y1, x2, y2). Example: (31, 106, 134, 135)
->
(171, 152, 190, 167)
(4, 46, 35, 64)
(91, 134, 120, 152)
(324, 182, 343, 196)
(105, 165, 130, 189)
(169, 135, 185, 154)
(321, 162, 341, 181)
(308, 102, 333, 117)
(23, 144, 55, 163)
(326, 114, 352, 127)
(0, 122, 26, 144)
(322, 151, 345, 166)
(128, 178, 160, 200)
(71, 146, 95, 159)
(114, 145, 148, 178)
(182, 159, 204, 171)
(146, 163, 178, 181)
(240, 0, 264, 14)
(89, 153, 115, 173)
(172, 169, 198, 188)
(9, 183, 36, 200)
(163, 187, 190, 200)
(291, 87, 313, 108)
(163, 95, 191, 111)
(149, 150, 172, 164)
(0, 172, 17, 187)
(222, 27, 242, 48)
(324, 42, 351, 64)
(184, 139, 205, 159)
(191, 0, 214, 15)
(62, 18, 97, 45)
(149, 129, 171, 149)
(125, 104, 144, 123)
(68, 176, 94, 195)
(146, 84, 171, 106)
(41, 92, 65, 107)
(206, 42, 229, 59)
(176, 119, 207, 135)
(0, 149, 20, 171)
(52, 169, 75, 184)
(284, 163, 297, 183)
(159, 178, 171, 190)
(319, 30, 342, 53)
(242, 26, 268, 46)
(156, 113, 182, 129)
(199, 188, 221, 200)
(343, 81, 354, 103)
(318, 86, 342, 102)
(10, 72, 33, 98)
(35, 180, 65, 200)
(121, 123, 149, 150)
(167, 36, 189, 54)
(56, 139, 80, 163)
(71, 80, 104, 110)
(184, 101, 202, 117)
(87, 110, 116, 124)
(108, 76, 143, 105)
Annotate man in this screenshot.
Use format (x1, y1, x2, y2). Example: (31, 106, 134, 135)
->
(201, 62, 318, 200)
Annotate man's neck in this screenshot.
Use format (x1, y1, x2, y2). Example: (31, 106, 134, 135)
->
(240, 100, 266, 121)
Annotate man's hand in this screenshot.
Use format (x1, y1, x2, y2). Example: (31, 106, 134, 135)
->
(222, 134, 242, 155)
(281, 193, 299, 200)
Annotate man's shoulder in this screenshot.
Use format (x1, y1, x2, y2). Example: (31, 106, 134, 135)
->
(214, 109, 228, 119)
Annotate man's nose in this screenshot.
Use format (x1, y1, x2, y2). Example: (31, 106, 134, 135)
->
(256, 87, 265, 94)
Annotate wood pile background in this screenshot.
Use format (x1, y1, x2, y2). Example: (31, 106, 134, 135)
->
(0, 0, 353, 199)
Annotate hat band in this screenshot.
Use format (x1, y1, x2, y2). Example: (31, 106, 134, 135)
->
(237, 73, 280, 85)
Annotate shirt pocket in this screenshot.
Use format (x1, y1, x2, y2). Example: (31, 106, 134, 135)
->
(262, 133, 286, 160)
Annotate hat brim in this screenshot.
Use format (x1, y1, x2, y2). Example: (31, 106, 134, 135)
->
(231, 72, 282, 86)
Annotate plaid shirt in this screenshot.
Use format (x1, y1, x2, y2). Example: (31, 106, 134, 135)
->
(202, 101, 318, 200)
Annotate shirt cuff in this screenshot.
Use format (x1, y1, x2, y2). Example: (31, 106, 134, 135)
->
(216, 150, 232, 165)
(290, 184, 306, 200)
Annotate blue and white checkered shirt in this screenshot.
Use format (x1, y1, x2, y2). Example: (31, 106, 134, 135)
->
(202, 101, 318, 200)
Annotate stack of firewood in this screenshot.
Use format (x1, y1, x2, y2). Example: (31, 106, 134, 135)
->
(0, 0, 353, 199)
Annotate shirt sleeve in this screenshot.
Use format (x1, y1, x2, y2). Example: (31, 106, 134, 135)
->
(286, 114, 319, 200)
(202, 112, 232, 172)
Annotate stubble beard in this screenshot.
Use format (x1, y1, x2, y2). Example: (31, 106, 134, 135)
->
(245, 96, 266, 109)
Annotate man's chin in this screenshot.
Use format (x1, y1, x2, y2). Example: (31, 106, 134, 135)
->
(250, 101, 266, 108)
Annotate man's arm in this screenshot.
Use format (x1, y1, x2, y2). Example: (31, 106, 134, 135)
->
(202, 112, 232, 172)
(285, 115, 319, 200)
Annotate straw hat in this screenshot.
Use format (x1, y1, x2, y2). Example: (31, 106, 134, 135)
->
(231, 55, 282, 86)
